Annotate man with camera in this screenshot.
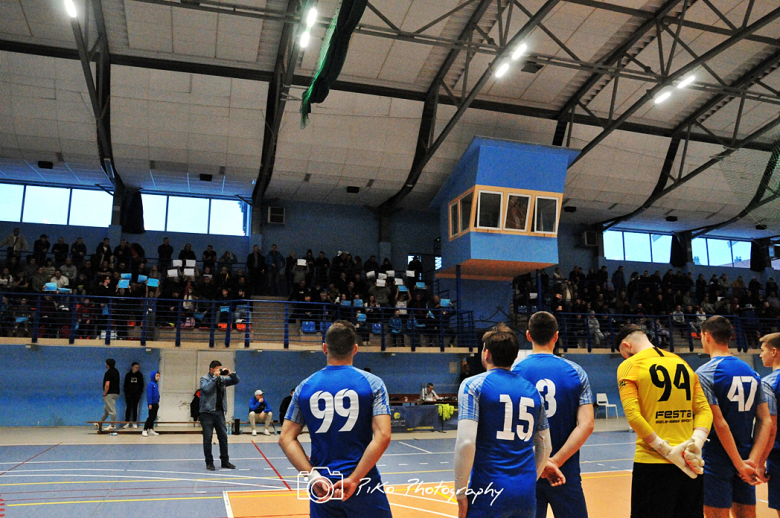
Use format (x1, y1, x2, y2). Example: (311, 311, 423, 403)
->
(200, 360, 239, 471)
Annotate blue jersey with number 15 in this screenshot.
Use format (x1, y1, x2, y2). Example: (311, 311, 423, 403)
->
(459, 369, 548, 512)
(513, 353, 593, 481)
(286, 365, 391, 481)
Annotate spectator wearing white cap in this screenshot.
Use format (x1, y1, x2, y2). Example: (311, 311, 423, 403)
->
(248, 390, 273, 436)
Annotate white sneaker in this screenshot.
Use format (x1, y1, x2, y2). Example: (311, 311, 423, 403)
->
(263, 429, 271, 436)
(106, 425, 115, 432)
(122, 423, 131, 429)
(132, 424, 138, 429)
(251, 430, 257, 436)
(142, 430, 148, 437)
(150, 430, 160, 436)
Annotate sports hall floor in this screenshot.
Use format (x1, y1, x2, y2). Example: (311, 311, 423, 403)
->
(0, 419, 774, 517)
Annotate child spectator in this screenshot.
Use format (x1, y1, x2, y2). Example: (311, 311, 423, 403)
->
(389, 310, 404, 347)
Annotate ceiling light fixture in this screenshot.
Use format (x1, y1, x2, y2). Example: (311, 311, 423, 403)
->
(495, 62, 510, 78)
(677, 73, 696, 89)
(654, 89, 672, 104)
(300, 31, 310, 48)
(511, 43, 528, 61)
(306, 7, 318, 27)
(65, 0, 77, 18)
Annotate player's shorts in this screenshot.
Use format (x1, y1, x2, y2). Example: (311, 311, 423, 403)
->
(767, 453, 780, 510)
(703, 457, 756, 508)
(309, 483, 392, 518)
(631, 463, 703, 518)
(535, 476, 587, 518)
(467, 506, 535, 518)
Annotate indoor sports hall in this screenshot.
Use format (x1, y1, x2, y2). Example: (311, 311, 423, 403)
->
(1, 0, 780, 517)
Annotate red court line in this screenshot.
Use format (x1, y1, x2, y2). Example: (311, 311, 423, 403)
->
(251, 442, 291, 491)
(0, 444, 61, 476)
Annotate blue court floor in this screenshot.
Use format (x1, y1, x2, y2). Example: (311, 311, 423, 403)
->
(0, 428, 638, 517)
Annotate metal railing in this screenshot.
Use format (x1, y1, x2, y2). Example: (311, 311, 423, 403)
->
(0, 292, 477, 351)
(554, 312, 779, 354)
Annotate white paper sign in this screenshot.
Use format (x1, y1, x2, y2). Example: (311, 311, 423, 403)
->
(386, 270, 395, 277)
(378, 273, 387, 280)
(366, 271, 376, 279)
(186, 259, 196, 267)
(394, 278, 404, 286)
(167, 269, 179, 277)
(184, 268, 195, 277)
(406, 270, 415, 277)
(172, 260, 183, 267)
(297, 259, 306, 266)
(376, 279, 386, 287)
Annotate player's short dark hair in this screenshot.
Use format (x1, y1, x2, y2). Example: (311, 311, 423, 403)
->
(209, 360, 222, 369)
(131, 362, 139, 367)
(528, 311, 558, 345)
(614, 324, 644, 349)
(106, 358, 116, 368)
(482, 324, 519, 368)
(761, 332, 780, 350)
(326, 320, 357, 359)
(700, 316, 732, 345)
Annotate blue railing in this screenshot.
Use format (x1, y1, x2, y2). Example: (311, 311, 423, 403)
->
(0, 292, 477, 352)
(554, 312, 777, 353)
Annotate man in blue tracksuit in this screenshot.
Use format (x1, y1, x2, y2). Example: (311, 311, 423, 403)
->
(249, 390, 273, 436)
(200, 360, 239, 471)
(142, 371, 160, 437)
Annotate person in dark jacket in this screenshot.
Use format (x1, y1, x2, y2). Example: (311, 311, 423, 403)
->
(249, 390, 273, 436)
(279, 389, 294, 426)
(142, 370, 161, 437)
(123, 362, 145, 428)
(200, 361, 239, 471)
(99, 358, 120, 431)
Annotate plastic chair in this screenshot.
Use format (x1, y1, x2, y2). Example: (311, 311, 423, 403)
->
(596, 393, 618, 419)
(301, 321, 316, 333)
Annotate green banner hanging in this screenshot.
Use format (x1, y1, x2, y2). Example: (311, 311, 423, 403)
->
(301, 0, 369, 127)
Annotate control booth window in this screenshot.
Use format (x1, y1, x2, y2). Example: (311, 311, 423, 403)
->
(534, 196, 558, 234)
(504, 194, 530, 232)
(460, 192, 473, 234)
(450, 202, 459, 237)
(476, 191, 502, 229)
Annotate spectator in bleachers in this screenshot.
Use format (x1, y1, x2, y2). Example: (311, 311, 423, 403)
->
(363, 255, 378, 274)
(353, 255, 363, 275)
(32, 234, 50, 266)
(96, 238, 112, 267)
(13, 272, 29, 292)
(51, 269, 69, 289)
(23, 257, 38, 280)
(389, 310, 404, 346)
(611, 265, 625, 293)
(31, 266, 48, 293)
(0, 228, 29, 259)
(51, 237, 69, 265)
(202, 245, 217, 272)
(0, 268, 11, 292)
(768, 291, 780, 310)
(198, 275, 218, 301)
(408, 255, 422, 280)
(233, 275, 251, 297)
(334, 271, 348, 295)
(291, 258, 308, 288)
(732, 276, 747, 300)
(218, 250, 237, 274)
(246, 245, 265, 295)
(179, 243, 196, 263)
(379, 258, 393, 274)
(71, 237, 87, 266)
(60, 258, 77, 281)
(42, 258, 56, 278)
(314, 251, 330, 286)
(158, 238, 174, 270)
(284, 251, 297, 292)
(767, 278, 778, 295)
(73, 273, 89, 295)
(114, 239, 132, 267)
(5, 255, 20, 277)
(216, 266, 231, 289)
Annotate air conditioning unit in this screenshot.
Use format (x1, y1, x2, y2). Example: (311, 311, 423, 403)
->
(582, 231, 598, 247)
(267, 206, 285, 225)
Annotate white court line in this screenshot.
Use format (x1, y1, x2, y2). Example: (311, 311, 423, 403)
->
(223, 491, 235, 518)
(398, 441, 433, 454)
(390, 502, 455, 517)
(0, 473, 280, 489)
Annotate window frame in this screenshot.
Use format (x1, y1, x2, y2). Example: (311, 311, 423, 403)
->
(533, 195, 559, 235)
(474, 189, 504, 230)
(459, 192, 474, 235)
(502, 193, 532, 233)
(449, 200, 459, 238)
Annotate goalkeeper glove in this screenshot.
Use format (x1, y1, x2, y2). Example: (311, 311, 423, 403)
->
(649, 436, 698, 478)
(683, 429, 707, 475)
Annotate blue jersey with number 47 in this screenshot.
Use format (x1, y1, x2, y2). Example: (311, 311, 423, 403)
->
(513, 353, 593, 481)
(286, 365, 391, 482)
(459, 368, 548, 512)
(696, 356, 764, 466)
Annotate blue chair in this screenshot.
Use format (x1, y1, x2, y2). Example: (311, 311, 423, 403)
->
(301, 321, 317, 333)
(372, 323, 383, 335)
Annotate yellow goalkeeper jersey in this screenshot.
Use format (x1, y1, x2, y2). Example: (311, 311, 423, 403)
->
(617, 346, 712, 464)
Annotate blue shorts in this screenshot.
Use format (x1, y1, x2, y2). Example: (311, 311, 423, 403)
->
(768, 455, 780, 510)
(467, 506, 535, 518)
(535, 476, 587, 518)
(309, 484, 392, 518)
(703, 464, 755, 508)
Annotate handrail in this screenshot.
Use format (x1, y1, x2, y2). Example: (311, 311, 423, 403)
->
(0, 292, 477, 351)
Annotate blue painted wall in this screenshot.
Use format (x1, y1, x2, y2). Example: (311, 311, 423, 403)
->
(0, 344, 160, 426)
(471, 232, 558, 264)
(233, 350, 465, 420)
(436, 277, 513, 328)
(476, 141, 576, 192)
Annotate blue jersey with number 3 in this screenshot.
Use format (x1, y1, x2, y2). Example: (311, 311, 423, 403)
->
(286, 365, 391, 481)
(459, 369, 548, 512)
(513, 354, 593, 481)
(696, 356, 764, 465)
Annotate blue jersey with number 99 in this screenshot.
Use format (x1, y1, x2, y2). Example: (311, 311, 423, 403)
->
(459, 369, 548, 512)
(286, 365, 391, 481)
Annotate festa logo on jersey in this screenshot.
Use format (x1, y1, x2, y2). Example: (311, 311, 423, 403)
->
(654, 409, 692, 420)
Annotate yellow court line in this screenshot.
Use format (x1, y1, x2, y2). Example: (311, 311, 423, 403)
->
(9, 496, 223, 507)
(582, 472, 632, 480)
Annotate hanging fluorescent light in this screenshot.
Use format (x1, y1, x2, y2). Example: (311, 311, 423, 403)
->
(495, 62, 510, 78)
(654, 89, 672, 104)
(511, 42, 528, 61)
(64, 0, 77, 18)
(677, 73, 696, 89)
(306, 6, 318, 27)
(300, 31, 310, 48)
